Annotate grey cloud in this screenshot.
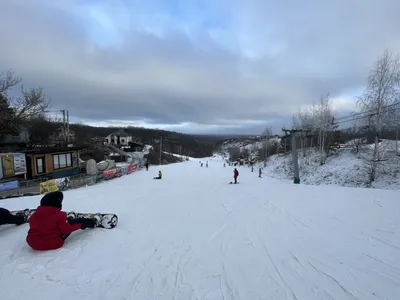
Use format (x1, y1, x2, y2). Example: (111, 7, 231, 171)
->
(1, 0, 400, 135)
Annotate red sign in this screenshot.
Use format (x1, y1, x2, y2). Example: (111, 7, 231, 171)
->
(102, 168, 118, 178)
(128, 164, 138, 173)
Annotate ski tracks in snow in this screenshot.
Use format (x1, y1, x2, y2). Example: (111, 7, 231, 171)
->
(97, 240, 198, 300)
(219, 241, 241, 300)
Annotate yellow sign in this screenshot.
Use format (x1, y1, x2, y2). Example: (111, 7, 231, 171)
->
(40, 179, 59, 194)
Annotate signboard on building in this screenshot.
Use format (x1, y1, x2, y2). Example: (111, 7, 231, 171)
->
(13, 153, 27, 175)
(1, 154, 14, 177)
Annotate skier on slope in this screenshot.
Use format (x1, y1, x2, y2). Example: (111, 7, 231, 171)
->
(233, 168, 239, 184)
(0, 208, 27, 226)
(26, 191, 97, 251)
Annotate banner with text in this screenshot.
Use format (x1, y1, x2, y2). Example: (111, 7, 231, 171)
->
(0, 180, 19, 192)
(102, 168, 118, 179)
(40, 179, 59, 194)
(127, 164, 138, 173)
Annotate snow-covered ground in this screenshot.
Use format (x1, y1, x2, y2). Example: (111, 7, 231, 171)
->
(221, 138, 400, 189)
(261, 143, 400, 189)
(1, 156, 400, 299)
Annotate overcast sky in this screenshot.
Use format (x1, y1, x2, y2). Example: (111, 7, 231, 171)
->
(1, 0, 400, 135)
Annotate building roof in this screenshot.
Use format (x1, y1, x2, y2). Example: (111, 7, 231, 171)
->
(24, 146, 84, 155)
(108, 129, 131, 137)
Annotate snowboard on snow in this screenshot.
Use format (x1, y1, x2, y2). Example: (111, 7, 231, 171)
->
(229, 181, 239, 184)
(9, 209, 118, 229)
(10, 209, 36, 221)
(67, 212, 118, 229)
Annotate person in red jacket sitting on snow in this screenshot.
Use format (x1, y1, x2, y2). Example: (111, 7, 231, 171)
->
(26, 191, 97, 251)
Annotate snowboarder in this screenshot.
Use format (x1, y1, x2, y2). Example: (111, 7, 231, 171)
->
(145, 162, 149, 171)
(26, 191, 97, 251)
(259, 168, 262, 178)
(0, 207, 27, 226)
(154, 170, 162, 179)
(223, 163, 226, 167)
(251, 166, 254, 172)
(233, 168, 239, 184)
(206, 161, 208, 168)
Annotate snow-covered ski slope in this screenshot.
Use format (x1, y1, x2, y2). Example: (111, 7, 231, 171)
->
(1, 157, 400, 300)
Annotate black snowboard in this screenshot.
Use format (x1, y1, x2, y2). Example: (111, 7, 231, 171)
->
(9, 209, 118, 229)
(229, 182, 240, 184)
(67, 212, 118, 229)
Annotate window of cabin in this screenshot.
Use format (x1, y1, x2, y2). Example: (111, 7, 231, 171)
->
(53, 153, 73, 170)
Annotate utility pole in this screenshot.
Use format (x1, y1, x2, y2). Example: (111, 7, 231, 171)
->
(66, 110, 69, 146)
(61, 109, 66, 146)
(396, 123, 399, 155)
(282, 128, 310, 184)
(159, 136, 162, 165)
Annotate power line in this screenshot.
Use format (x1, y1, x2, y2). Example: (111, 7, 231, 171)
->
(333, 101, 400, 124)
(335, 106, 400, 126)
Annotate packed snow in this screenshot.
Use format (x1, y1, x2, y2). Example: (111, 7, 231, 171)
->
(1, 156, 400, 300)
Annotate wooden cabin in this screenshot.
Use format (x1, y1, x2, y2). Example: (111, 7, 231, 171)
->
(24, 147, 83, 179)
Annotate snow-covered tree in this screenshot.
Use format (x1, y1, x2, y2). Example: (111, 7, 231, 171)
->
(356, 49, 400, 183)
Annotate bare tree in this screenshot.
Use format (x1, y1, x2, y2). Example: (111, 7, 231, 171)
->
(240, 147, 250, 160)
(227, 146, 240, 162)
(0, 70, 21, 94)
(26, 116, 61, 148)
(315, 93, 335, 165)
(262, 126, 273, 136)
(0, 93, 18, 135)
(292, 95, 334, 163)
(15, 86, 50, 121)
(261, 126, 273, 160)
(0, 70, 50, 136)
(356, 49, 400, 183)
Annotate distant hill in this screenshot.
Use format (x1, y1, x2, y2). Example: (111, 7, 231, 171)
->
(70, 124, 225, 158)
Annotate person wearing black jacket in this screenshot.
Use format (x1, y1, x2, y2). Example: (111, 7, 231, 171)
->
(0, 207, 26, 226)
